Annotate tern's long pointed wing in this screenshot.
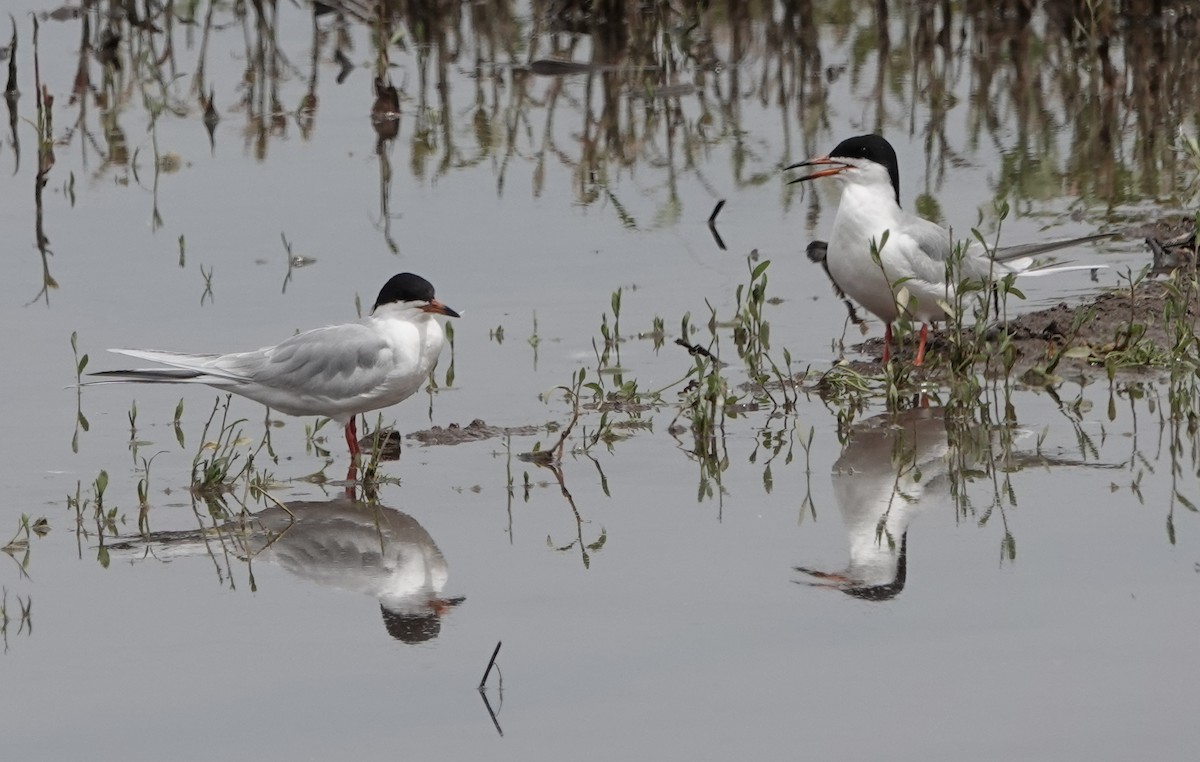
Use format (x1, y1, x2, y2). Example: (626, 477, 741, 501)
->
(993, 232, 1114, 262)
(95, 348, 245, 383)
(901, 213, 1111, 266)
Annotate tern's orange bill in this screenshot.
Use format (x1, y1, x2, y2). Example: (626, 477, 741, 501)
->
(785, 155, 850, 183)
(423, 299, 461, 318)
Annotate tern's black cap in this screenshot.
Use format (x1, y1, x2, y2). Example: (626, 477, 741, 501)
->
(373, 272, 436, 312)
(829, 134, 901, 206)
(381, 606, 442, 644)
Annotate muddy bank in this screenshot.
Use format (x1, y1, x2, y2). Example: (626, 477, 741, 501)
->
(846, 278, 1200, 378)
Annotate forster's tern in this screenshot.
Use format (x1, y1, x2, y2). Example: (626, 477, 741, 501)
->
(89, 272, 459, 459)
(788, 134, 1108, 365)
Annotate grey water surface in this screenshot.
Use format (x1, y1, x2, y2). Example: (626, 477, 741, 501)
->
(1, 2, 1198, 759)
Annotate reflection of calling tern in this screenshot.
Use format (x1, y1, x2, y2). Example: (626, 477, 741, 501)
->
(87, 273, 459, 462)
(795, 407, 950, 601)
(111, 495, 463, 644)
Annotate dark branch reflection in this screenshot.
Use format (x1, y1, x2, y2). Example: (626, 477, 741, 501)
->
(20, 0, 1200, 209)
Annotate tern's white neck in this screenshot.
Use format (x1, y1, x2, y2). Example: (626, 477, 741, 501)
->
(834, 177, 903, 232)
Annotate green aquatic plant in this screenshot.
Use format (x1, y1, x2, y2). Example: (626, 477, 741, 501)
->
(639, 315, 666, 351)
(191, 396, 251, 495)
(730, 256, 805, 412)
(528, 311, 541, 369)
(2, 514, 49, 579)
(70, 331, 89, 454)
(64, 469, 122, 567)
(173, 398, 186, 448)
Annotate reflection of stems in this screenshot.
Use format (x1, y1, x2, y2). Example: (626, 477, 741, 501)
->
(375, 124, 399, 252)
(5, 16, 18, 176)
(70, 332, 89, 453)
(542, 461, 606, 569)
(31, 16, 56, 306)
(191, 0, 218, 97)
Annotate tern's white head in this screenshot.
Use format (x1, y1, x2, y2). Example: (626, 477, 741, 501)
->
(787, 134, 902, 207)
(371, 272, 460, 320)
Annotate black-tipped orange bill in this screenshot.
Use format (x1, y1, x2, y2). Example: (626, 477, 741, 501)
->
(423, 299, 461, 318)
(786, 156, 849, 184)
(796, 568, 855, 584)
(431, 596, 467, 616)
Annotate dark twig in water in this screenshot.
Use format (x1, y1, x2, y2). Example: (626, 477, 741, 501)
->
(478, 679, 504, 737)
(674, 337, 721, 363)
(478, 640, 502, 689)
(708, 199, 725, 224)
(5, 15, 17, 97)
(707, 199, 727, 250)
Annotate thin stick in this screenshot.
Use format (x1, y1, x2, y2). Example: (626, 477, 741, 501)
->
(707, 199, 727, 250)
(674, 337, 720, 363)
(707, 199, 725, 225)
(478, 640, 502, 689)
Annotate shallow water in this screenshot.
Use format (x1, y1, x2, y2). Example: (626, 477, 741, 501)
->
(2, 1, 1199, 759)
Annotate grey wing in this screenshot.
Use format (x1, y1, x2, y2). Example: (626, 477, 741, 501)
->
(895, 216, 957, 285)
(226, 323, 393, 398)
(904, 216, 954, 265)
(904, 217, 1006, 282)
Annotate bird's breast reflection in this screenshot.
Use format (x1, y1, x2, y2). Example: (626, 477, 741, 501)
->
(115, 495, 463, 643)
(796, 407, 950, 601)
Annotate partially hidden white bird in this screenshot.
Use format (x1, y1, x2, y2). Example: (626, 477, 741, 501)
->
(788, 134, 1109, 365)
(88, 272, 459, 459)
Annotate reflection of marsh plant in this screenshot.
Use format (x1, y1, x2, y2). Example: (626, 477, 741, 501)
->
(66, 470, 122, 567)
(70, 332, 89, 453)
(596, 287, 624, 375)
(0, 587, 34, 652)
(944, 407, 1025, 564)
(672, 310, 733, 504)
(519, 371, 610, 568)
(2, 514, 50, 578)
(531, 368, 617, 462)
(1176, 132, 1200, 204)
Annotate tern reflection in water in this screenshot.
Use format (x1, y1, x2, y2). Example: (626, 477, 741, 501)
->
(795, 407, 952, 601)
(114, 495, 464, 643)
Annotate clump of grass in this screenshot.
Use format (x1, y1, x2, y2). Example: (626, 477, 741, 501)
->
(189, 396, 280, 501)
(2, 514, 50, 577)
(732, 256, 800, 411)
(191, 396, 248, 495)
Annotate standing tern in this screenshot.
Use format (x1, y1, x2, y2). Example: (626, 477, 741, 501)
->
(787, 134, 1109, 365)
(88, 272, 459, 459)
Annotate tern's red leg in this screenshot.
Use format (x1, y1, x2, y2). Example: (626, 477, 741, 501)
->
(882, 323, 893, 364)
(344, 417, 361, 458)
(914, 324, 929, 367)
